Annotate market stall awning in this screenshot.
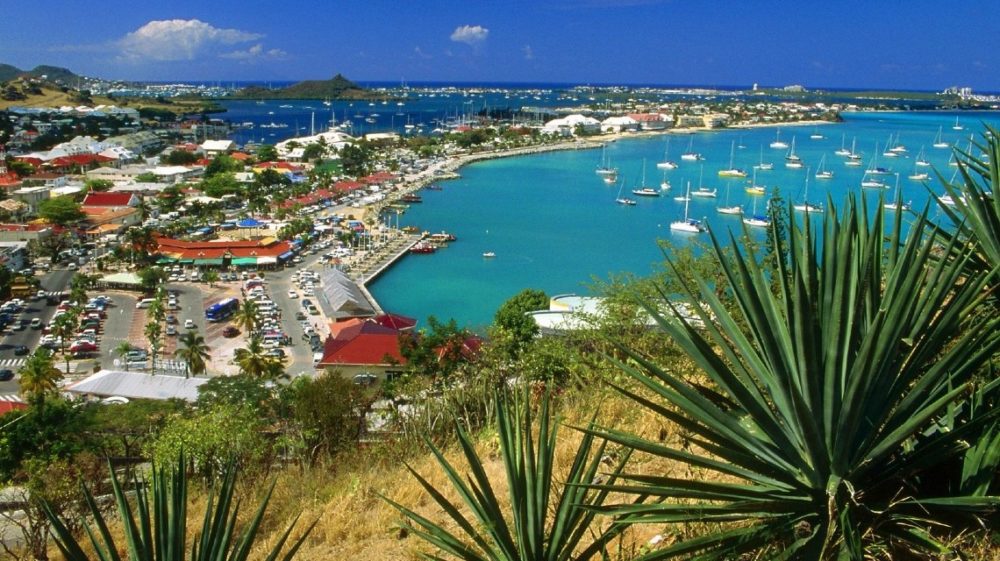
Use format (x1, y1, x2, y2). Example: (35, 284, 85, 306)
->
(257, 256, 277, 265)
(192, 258, 224, 266)
(278, 251, 294, 260)
(237, 218, 264, 228)
(231, 257, 257, 267)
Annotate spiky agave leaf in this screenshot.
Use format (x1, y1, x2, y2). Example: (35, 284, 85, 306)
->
(383, 388, 635, 561)
(589, 195, 1000, 560)
(43, 454, 314, 561)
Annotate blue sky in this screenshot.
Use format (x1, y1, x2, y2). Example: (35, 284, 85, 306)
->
(3, 0, 998, 90)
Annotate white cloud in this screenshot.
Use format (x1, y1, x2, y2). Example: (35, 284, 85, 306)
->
(522, 45, 535, 60)
(450, 25, 489, 45)
(117, 19, 263, 62)
(220, 43, 288, 62)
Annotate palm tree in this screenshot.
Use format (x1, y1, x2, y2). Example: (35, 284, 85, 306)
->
(232, 299, 259, 335)
(18, 348, 63, 406)
(234, 336, 284, 380)
(45, 455, 314, 561)
(385, 389, 635, 561)
(50, 313, 77, 375)
(114, 340, 135, 371)
(590, 197, 1000, 559)
(144, 321, 162, 375)
(176, 331, 210, 378)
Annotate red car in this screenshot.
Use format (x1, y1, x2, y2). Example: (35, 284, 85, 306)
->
(69, 340, 98, 353)
(222, 326, 240, 338)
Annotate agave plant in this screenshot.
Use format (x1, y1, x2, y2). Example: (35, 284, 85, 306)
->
(590, 196, 1000, 559)
(938, 125, 1000, 281)
(383, 389, 636, 561)
(44, 455, 314, 561)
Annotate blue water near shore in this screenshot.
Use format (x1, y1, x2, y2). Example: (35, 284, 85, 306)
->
(368, 111, 1000, 330)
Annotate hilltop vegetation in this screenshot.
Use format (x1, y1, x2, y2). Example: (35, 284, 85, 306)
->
(0, 63, 83, 85)
(234, 73, 389, 100)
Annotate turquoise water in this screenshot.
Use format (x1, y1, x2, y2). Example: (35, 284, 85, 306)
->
(369, 111, 1000, 329)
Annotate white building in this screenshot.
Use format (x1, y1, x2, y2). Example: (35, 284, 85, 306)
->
(275, 130, 355, 159)
(541, 114, 601, 136)
(600, 116, 639, 133)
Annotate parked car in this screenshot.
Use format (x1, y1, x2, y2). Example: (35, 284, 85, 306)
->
(265, 348, 286, 358)
(287, 290, 298, 299)
(166, 315, 178, 324)
(13, 345, 29, 356)
(184, 319, 196, 329)
(0, 369, 13, 381)
(125, 349, 147, 362)
(69, 341, 98, 353)
(29, 318, 42, 329)
(165, 325, 177, 336)
(222, 325, 240, 338)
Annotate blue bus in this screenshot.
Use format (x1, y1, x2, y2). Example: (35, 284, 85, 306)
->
(205, 297, 239, 322)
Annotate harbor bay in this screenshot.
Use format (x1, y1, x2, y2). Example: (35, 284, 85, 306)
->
(370, 110, 1000, 328)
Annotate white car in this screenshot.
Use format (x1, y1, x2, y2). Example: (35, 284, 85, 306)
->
(287, 290, 298, 299)
(184, 319, 196, 329)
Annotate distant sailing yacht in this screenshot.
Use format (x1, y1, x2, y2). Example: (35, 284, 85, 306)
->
(844, 137, 863, 166)
(680, 136, 703, 161)
(631, 159, 659, 197)
(595, 145, 618, 177)
(656, 138, 678, 169)
(743, 196, 770, 228)
(835, 133, 851, 156)
(746, 166, 766, 195)
(718, 141, 747, 177)
(757, 145, 774, 170)
(670, 182, 705, 233)
(953, 116, 964, 131)
(717, 178, 742, 215)
(933, 126, 950, 149)
(692, 165, 717, 198)
(784, 136, 803, 168)
(885, 173, 912, 211)
(814, 155, 833, 179)
(861, 143, 889, 189)
(615, 178, 636, 206)
(794, 169, 823, 214)
(770, 129, 789, 149)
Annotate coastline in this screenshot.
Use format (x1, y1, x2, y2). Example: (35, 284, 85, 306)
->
(346, 117, 841, 313)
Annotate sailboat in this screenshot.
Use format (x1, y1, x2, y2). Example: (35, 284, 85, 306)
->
(908, 158, 929, 181)
(743, 196, 770, 228)
(952, 116, 963, 131)
(692, 165, 717, 198)
(885, 173, 911, 211)
(794, 169, 823, 213)
(660, 169, 671, 191)
(718, 140, 747, 177)
(933, 126, 950, 149)
(670, 182, 705, 233)
(746, 166, 766, 195)
(814, 155, 833, 179)
(631, 160, 659, 197)
(615, 178, 636, 206)
(595, 145, 618, 177)
(844, 137, 863, 166)
(717, 179, 742, 215)
(656, 138, 678, 169)
(810, 127, 824, 140)
(784, 136, 803, 168)
(680, 136, 703, 161)
(770, 129, 789, 149)
(757, 146, 774, 170)
(861, 143, 888, 189)
(835, 133, 851, 156)
(915, 146, 930, 167)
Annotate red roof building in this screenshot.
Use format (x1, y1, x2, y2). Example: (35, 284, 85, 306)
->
(82, 192, 140, 208)
(155, 236, 293, 267)
(317, 318, 407, 381)
(0, 395, 27, 415)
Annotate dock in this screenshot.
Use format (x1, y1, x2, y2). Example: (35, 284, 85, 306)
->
(349, 232, 425, 314)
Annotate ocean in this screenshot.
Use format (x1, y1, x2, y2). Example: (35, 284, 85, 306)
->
(366, 111, 1000, 330)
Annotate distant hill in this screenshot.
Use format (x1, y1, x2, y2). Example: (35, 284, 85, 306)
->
(0, 64, 20, 82)
(235, 74, 387, 100)
(0, 63, 83, 86)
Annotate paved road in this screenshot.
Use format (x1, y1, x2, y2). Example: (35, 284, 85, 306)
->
(0, 269, 75, 395)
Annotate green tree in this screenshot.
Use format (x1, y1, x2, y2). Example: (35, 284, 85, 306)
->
(83, 178, 113, 192)
(285, 372, 368, 464)
(50, 312, 77, 376)
(175, 330, 210, 378)
(137, 266, 167, 294)
(399, 316, 474, 382)
(162, 149, 198, 165)
(114, 340, 135, 371)
(234, 336, 284, 380)
(200, 172, 241, 198)
(491, 288, 549, 359)
(37, 197, 84, 226)
(232, 298, 259, 334)
(26, 231, 74, 261)
(18, 348, 63, 406)
(205, 154, 242, 178)
(148, 405, 269, 478)
(197, 375, 278, 417)
(255, 144, 278, 162)
(338, 142, 373, 177)
(144, 320, 162, 375)
(591, 197, 1000, 558)
(201, 269, 219, 287)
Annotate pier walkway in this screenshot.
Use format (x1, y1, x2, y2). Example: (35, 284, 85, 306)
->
(348, 232, 424, 313)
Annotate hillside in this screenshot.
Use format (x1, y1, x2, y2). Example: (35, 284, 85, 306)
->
(235, 73, 388, 100)
(0, 64, 20, 82)
(0, 63, 83, 85)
